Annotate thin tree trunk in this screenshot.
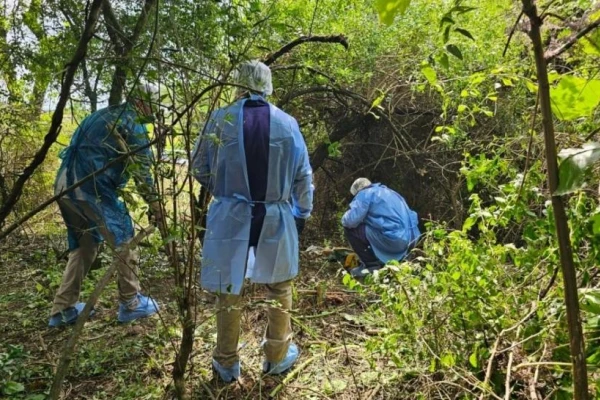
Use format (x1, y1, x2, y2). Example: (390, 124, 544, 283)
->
(0, 0, 105, 228)
(103, 0, 157, 106)
(521, 1, 589, 398)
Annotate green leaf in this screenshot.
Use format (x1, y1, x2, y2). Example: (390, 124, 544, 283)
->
(421, 65, 438, 85)
(581, 290, 600, 315)
(374, 0, 412, 26)
(3, 381, 25, 395)
(443, 26, 451, 44)
(439, 53, 449, 69)
(446, 44, 463, 60)
(342, 273, 351, 285)
(469, 351, 478, 367)
(429, 358, 437, 372)
(452, 6, 478, 15)
(439, 15, 455, 29)
(591, 214, 600, 236)
(454, 28, 475, 41)
(457, 104, 468, 113)
(525, 81, 538, 93)
(441, 352, 456, 367)
(371, 92, 385, 108)
(581, 30, 600, 55)
(555, 142, 600, 195)
(550, 75, 600, 121)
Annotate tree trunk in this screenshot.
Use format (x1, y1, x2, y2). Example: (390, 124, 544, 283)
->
(521, 1, 589, 398)
(173, 301, 194, 399)
(108, 63, 127, 106)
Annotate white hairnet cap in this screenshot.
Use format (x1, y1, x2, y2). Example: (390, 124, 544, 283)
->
(235, 60, 273, 96)
(350, 178, 372, 195)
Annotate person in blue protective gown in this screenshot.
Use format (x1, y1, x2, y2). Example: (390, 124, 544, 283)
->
(48, 83, 162, 327)
(342, 178, 420, 278)
(191, 60, 313, 382)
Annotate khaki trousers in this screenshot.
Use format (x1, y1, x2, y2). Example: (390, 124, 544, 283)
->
(213, 280, 293, 367)
(50, 199, 140, 316)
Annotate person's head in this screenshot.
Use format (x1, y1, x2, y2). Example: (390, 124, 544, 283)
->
(234, 60, 273, 97)
(350, 178, 372, 196)
(129, 82, 160, 117)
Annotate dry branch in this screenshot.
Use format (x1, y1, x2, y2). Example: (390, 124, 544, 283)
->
(545, 17, 600, 61)
(263, 35, 348, 66)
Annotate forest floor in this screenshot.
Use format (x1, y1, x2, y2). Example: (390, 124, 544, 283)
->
(0, 235, 401, 400)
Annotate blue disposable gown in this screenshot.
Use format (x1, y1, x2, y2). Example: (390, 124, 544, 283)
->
(341, 184, 420, 263)
(55, 103, 154, 250)
(191, 94, 313, 294)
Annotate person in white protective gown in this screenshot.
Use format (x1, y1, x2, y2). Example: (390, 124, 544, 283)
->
(191, 60, 313, 382)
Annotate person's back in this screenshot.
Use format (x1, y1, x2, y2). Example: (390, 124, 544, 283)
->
(191, 60, 313, 382)
(195, 95, 312, 291)
(362, 184, 418, 242)
(56, 104, 152, 199)
(341, 179, 419, 276)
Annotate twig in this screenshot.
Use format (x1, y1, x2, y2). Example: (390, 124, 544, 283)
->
(503, 11, 524, 57)
(584, 127, 600, 142)
(267, 345, 360, 398)
(364, 383, 381, 400)
(296, 309, 347, 320)
(545, 18, 600, 61)
(513, 361, 581, 370)
(269, 355, 318, 397)
(200, 381, 216, 400)
(504, 326, 521, 400)
(529, 343, 547, 400)
(479, 336, 500, 400)
(263, 35, 348, 66)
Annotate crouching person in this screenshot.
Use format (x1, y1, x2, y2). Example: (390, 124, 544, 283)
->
(342, 178, 420, 278)
(191, 60, 313, 382)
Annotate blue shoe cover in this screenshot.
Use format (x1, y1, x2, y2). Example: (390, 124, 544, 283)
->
(117, 293, 159, 323)
(48, 302, 95, 327)
(212, 359, 240, 383)
(349, 263, 382, 278)
(263, 343, 299, 375)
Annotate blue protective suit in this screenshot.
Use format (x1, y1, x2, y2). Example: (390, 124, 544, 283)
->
(54, 103, 154, 250)
(191, 94, 313, 294)
(341, 183, 420, 263)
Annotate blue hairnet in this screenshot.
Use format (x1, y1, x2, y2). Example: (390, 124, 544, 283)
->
(235, 60, 273, 96)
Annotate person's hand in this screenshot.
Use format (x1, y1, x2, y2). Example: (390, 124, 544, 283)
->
(295, 217, 306, 236)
